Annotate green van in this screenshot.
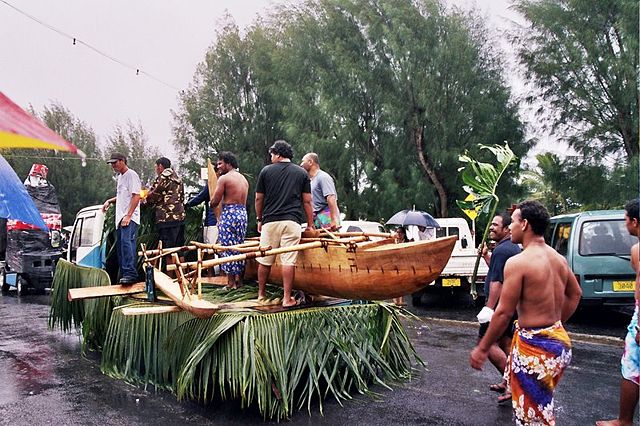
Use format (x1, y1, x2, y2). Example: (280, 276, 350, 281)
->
(545, 210, 636, 306)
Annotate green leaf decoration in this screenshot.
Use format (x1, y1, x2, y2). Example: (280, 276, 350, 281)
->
(50, 261, 422, 420)
(456, 143, 517, 296)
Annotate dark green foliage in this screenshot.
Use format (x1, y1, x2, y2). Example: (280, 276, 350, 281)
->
(172, 0, 528, 222)
(522, 152, 639, 214)
(513, 0, 639, 161)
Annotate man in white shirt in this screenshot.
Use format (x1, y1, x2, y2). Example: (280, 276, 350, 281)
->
(102, 153, 142, 284)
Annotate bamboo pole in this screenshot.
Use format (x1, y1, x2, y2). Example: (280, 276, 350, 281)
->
(299, 236, 368, 244)
(137, 244, 196, 258)
(192, 240, 260, 250)
(167, 240, 327, 272)
(197, 248, 202, 300)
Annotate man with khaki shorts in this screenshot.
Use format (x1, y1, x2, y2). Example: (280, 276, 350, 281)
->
(255, 140, 314, 307)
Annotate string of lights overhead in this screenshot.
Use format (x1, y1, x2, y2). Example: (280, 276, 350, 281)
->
(1, 0, 180, 92)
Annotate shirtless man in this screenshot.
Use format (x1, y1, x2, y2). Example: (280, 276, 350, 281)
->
(596, 199, 640, 426)
(470, 200, 582, 425)
(210, 151, 249, 289)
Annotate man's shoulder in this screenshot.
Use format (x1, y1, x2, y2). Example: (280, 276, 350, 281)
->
(122, 168, 140, 181)
(494, 239, 521, 256)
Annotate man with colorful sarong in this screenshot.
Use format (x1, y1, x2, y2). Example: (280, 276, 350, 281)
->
(596, 198, 640, 426)
(210, 152, 249, 289)
(470, 200, 582, 425)
(300, 152, 340, 231)
(477, 212, 521, 404)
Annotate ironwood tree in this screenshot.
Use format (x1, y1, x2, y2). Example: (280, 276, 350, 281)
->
(512, 0, 639, 161)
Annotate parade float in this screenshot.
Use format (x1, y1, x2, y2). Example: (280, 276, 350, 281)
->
(49, 230, 456, 420)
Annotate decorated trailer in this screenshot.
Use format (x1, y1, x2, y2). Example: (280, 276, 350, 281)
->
(1, 164, 63, 295)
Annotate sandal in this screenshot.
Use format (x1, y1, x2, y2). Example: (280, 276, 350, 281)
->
(489, 382, 507, 393)
(497, 392, 512, 405)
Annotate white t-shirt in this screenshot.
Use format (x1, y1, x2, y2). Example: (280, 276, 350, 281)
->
(115, 168, 141, 228)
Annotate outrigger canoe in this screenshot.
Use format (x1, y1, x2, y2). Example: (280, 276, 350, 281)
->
(75, 234, 457, 319)
(244, 235, 457, 300)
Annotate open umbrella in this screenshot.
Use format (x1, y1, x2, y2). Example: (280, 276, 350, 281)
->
(386, 209, 440, 228)
(0, 91, 85, 230)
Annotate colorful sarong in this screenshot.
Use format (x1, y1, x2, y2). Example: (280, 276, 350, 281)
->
(313, 207, 333, 229)
(506, 320, 572, 426)
(217, 204, 247, 275)
(621, 305, 640, 385)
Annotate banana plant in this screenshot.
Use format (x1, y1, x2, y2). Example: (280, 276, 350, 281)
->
(456, 143, 517, 298)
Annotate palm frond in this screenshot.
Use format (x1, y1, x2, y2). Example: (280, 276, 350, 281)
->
(49, 259, 115, 353)
(100, 302, 420, 420)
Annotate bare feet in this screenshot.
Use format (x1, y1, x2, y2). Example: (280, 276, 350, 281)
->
(596, 420, 632, 426)
(282, 298, 299, 308)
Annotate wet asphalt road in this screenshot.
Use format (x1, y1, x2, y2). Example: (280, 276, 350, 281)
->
(0, 290, 635, 425)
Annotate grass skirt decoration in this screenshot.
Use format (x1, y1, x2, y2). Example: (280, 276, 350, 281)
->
(50, 261, 423, 420)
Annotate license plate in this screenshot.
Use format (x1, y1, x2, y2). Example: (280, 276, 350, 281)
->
(442, 278, 461, 287)
(613, 280, 635, 292)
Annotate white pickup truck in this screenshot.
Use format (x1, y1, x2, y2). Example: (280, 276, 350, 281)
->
(411, 217, 489, 305)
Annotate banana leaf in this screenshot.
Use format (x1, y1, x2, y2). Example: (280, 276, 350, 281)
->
(456, 143, 516, 297)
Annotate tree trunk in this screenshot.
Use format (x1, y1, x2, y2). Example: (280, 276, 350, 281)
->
(413, 124, 448, 217)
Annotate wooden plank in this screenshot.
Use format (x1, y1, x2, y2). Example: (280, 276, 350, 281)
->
(121, 305, 182, 316)
(153, 268, 221, 318)
(68, 282, 146, 301)
(207, 159, 222, 219)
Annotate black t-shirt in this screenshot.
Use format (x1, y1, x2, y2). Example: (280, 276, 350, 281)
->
(256, 161, 311, 224)
(483, 238, 522, 299)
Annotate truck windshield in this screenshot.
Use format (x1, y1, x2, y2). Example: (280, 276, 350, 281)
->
(579, 220, 636, 256)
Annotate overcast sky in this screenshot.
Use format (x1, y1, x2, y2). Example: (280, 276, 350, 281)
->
(1, 0, 542, 163)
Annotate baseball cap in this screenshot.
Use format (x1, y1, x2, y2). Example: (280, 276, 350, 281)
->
(107, 153, 126, 164)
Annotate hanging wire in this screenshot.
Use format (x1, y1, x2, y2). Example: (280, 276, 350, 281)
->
(0, 0, 180, 91)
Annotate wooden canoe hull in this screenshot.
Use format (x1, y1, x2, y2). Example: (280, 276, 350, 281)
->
(244, 236, 457, 299)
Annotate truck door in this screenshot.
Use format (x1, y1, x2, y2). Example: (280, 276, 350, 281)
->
(67, 207, 104, 268)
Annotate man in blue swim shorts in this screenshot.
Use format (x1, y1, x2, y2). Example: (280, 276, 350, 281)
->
(210, 152, 249, 289)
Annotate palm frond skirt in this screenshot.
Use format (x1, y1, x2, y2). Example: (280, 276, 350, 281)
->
(50, 259, 422, 420)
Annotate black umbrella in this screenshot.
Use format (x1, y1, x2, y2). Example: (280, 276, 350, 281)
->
(386, 209, 440, 228)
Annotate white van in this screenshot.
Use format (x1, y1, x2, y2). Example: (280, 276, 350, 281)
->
(67, 205, 106, 269)
(412, 217, 489, 305)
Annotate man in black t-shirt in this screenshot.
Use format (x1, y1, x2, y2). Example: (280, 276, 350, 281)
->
(255, 140, 314, 307)
(477, 211, 522, 403)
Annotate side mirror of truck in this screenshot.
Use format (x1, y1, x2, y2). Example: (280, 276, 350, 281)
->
(461, 237, 468, 249)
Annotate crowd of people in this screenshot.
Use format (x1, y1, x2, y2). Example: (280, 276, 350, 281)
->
(99, 145, 639, 426)
(100, 140, 339, 300)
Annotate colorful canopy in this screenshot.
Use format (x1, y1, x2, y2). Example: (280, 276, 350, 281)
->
(0, 91, 85, 158)
(0, 154, 48, 231)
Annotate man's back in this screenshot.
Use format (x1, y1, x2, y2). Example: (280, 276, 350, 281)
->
(256, 162, 310, 224)
(220, 170, 248, 205)
(506, 243, 574, 328)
